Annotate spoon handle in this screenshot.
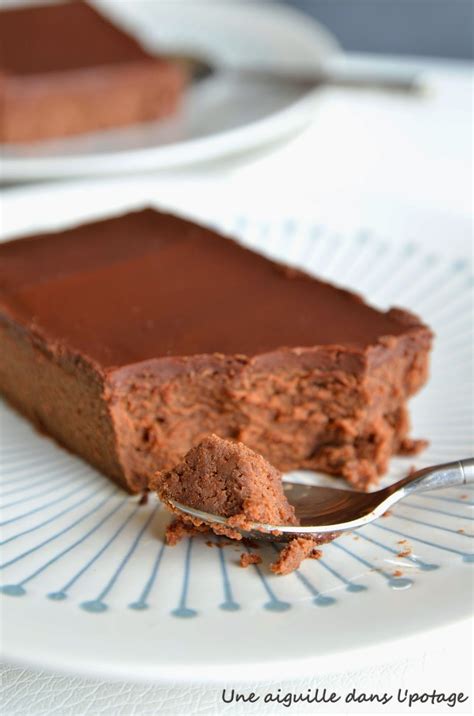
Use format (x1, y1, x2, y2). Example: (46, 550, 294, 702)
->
(401, 458, 474, 496)
(222, 66, 424, 94)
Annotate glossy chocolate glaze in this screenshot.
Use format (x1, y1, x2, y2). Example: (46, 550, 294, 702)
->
(0, 1, 153, 76)
(0, 208, 415, 369)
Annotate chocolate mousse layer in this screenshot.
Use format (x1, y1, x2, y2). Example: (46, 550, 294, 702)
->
(0, 208, 433, 491)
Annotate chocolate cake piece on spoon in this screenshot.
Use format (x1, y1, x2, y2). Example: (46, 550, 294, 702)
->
(152, 434, 328, 575)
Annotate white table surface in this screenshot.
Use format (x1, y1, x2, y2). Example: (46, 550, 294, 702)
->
(1, 54, 473, 715)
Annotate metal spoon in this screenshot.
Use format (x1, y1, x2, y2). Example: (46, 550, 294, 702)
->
(169, 458, 474, 543)
(170, 52, 425, 94)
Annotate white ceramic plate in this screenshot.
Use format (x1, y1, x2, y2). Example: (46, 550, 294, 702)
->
(0, 0, 338, 182)
(1, 182, 473, 683)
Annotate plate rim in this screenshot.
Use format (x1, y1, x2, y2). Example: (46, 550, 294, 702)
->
(2, 584, 472, 683)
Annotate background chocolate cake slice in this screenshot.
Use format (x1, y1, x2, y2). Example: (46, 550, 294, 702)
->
(0, 1, 185, 143)
(0, 208, 433, 492)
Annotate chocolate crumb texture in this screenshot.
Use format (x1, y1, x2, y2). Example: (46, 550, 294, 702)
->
(206, 539, 234, 548)
(398, 438, 429, 456)
(138, 491, 149, 506)
(397, 548, 412, 558)
(242, 538, 261, 550)
(270, 538, 323, 576)
(239, 553, 262, 568)
(164, 518, 209, 546)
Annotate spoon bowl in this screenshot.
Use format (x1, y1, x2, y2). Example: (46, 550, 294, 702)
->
(170, 458, 474, 543)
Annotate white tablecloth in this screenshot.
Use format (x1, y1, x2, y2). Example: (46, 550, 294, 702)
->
(1, 55, 473, 715)
(1, 627, 472, 715)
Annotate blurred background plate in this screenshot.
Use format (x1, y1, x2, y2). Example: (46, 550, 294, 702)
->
(0, 0, 338, 182)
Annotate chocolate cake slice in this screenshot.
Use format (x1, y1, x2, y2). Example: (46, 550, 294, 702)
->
(0, 1, 185, 143)
(0, 208, 432, 492)
(152, 434, 298, 530)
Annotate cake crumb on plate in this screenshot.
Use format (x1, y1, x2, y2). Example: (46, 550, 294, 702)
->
(397, 548, 412, 558)
(165, 519, 208, 546)
(240, 553, 262, 568)
(270, 538, 322, 576)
